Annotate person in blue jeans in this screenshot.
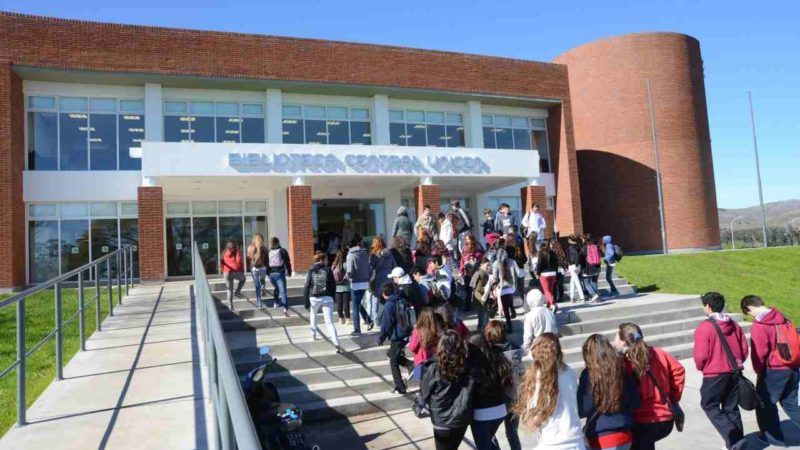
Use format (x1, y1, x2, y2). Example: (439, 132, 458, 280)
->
(266, 237, 292, 317)
(345, 234, 373, 335)
(246, 233, 269, 308)
(602, 235, 620, 297)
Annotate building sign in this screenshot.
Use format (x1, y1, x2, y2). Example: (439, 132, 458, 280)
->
(227, 152, 490, 175)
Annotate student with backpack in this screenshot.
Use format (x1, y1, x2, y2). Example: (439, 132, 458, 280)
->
(303, 251, 341, 354)
(332, 247, 368, 326)
(266, 237, 292, 317)
(601, 235, 620, 298)
(470, 258, 493, 333)
(485, 237, 518, 333)
(377, 282, 414, 394)
(741, 295, 800, 446)
(451, 200, 472, 256)
(345, 234, 373, 334)
(484, 320, 523, 450)
(459, 233, 483, 314)
(578, 334, 640, 450)
(369, 235, 397, 325)
(468, 333, 513, 450)
(566, 235, 586, 303)
(693, 292, 750, 450)
(247, 233, 269, 308)
(616, 322, 686, 450)
(583, 235, 602, 303)
(221, 241, 246, 309)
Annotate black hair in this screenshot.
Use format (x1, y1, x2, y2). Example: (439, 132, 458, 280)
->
(500, 203, 510, 209)
(381, 282, 396, 298)
(532, 203, 540, 209)
(741, 295, 765, 315)
(348, 232, 362, 248)
(701, 292, 726, 313)
(270, 237, 280, 246)
(423, 204, 431, 210)
(411, 266, 426, 277)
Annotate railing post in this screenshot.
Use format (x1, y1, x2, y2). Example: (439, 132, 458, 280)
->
(95, 264, 102, 332)
(16, 296, 26, 426)
(78, 270, 86, 352)
(130, 246, 135, 288)
(107, 258, 113, 317)
(55, 283, 63, 381)
(116, 252, 122, 306)
(123, 248, 129, 296)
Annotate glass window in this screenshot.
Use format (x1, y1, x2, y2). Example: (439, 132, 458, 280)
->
(531, 118, 546, 129)
(120, 99, 144, 112)
(512, 117, 528, 128)
(406, 110, 425, 123)
(446, 113, 463, 124)
(282, 105, 302, 117)
(29, 204, 57, 218)
(91, 202, 117, 217)
(166, 217, 192, 277)
(242, 104, 264, 116)
(120, 218, 139, 278)
(29, 220, 59, 283)
(164, 115, 190, 142)
(59, 97, 88, 111)
(327, 107, 348, 120)
(533, 130, 551, 173)
(391, 109, 464, 147)
(425, 111, 444, 124)
(166, 202, 190, 216)
(446, 125, 465, 148)
(193, 217, 219, 275)
(241, 117, 265, 143)
(216, 116, 241, 143)
(91, 218, 119, 269)
(190, 101, 214, 116)
(60, 219, 90, 275)
(191, 116, 215, 143)
(219, 201, 243, 215)
(483, 127, 496, 148)
(282, 118, 304, 144)
(193, 201, 217, 215)
(215, 102, 239, 116)
(164, 101, 187, 114)
(327, 119, 349, 145)
(219, 216, 244, 252)
(304, 119, 328, 144)
(89, 113, 118, 170)
(494, 127, 513, 149)
(243, 216, 267, 270)
(426, 124, 447, 147)
(27, 111, 58, 170)
(389, 110, 404, 121)
(59, 112, 88, 170)
(406, 122, 427, 147)
(90, 98, 116, 112)
(390, 122, 407, 146)
(351, 108, 369, 120)
(245, 201, 267, 214)
(29, 96, 56, 110)
(482, 114, 548, 153)
(513, 128, 532, 150)
(304, 105, 326, 119)
(349, 121, 371, 145)
(119, 113, 144, 170)
(61, 203, 89, 218)
(121, 203, 138, 216)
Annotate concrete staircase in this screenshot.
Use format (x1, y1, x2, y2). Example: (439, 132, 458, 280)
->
(214, 274, 750, 424)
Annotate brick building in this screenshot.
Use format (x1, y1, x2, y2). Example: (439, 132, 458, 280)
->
(0, 12, 720, 289)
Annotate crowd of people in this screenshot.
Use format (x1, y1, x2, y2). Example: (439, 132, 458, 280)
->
(217, 202, 800, 449)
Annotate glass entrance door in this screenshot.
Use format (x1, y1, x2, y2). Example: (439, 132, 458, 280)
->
(193, 217, 219, 275)
(166, 217, 192, 277)
(313, 199, 385, 250)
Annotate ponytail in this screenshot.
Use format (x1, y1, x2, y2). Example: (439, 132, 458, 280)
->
(618, 322, 649, 379)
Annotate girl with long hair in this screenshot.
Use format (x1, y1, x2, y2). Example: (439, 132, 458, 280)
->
(549, 240, 568, 303)
(536, 241, 560, 313)
(332, 247, 364, 325)
(459, 232, 484, 313)
(247, 233, 268, 308)
(413, 236, 432, 273)
(513, 333, 585, 449)
(408, 309, 444, 369)
(468, 333, 513, 450)
(487, 237, 517, 333)
(615, 323, 686, 450)
(420, 330, 478, 450)
(484, 320, 523, 450)
(505, 232, 526, 318)
(390, 235, 414, 275)
(578, 334, 640, 450)
(368, 235, 395, 324)
(221, 240, 246, 309)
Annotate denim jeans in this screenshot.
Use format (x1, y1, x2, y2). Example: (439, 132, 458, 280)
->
(504, 413, 521, 450)
(582, 274, 598, 297)
(605, 263, 620, 296)
(470, 417, 504, 450)
(251, 267, 266, 307)
(366, 291, 380, 323)
(755, 368, 800, 442)
(268, 271, 288, 311)
(351, 289, 367, 332)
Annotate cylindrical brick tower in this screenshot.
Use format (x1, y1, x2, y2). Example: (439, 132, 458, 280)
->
(555, 33, 720, 252)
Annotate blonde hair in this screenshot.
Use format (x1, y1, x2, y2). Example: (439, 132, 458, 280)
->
(513, 333, 563, 431)
(247, 233, 264, 261)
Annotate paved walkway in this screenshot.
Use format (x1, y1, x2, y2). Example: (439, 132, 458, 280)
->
(0, 282, 213, 450)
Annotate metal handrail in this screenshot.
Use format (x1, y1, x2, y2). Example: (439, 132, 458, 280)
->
(0, 245, 136, 427)
(192, 244, 260, 450)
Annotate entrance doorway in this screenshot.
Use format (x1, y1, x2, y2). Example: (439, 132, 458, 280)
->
(313, 199, 385, 252)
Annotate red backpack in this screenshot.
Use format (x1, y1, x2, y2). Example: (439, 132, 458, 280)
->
(775, 320, 800, 367)
(586, 244, 601, 266)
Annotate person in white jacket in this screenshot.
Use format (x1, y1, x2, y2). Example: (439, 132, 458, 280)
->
(521, 290, 558, 353)
(521, 203, 546, 242)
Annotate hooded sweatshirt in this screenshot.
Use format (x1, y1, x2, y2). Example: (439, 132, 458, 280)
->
(345, 246, 371, 287)
(627, 347, 686, 424)
(750, 308, 794, 374)
(602, 235, 616, 265)
(693, 313, 749, 377)
(392, 207, 414, 241)
(522, 290, 558, 352)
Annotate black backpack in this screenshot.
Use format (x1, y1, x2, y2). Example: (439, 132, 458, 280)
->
(613, 244, 624, 262)
(394, 298, 414, 339)
(308, 268, 328, 296)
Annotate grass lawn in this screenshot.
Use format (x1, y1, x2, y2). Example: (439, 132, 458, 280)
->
(617, 246, 800, 321)
(0, 283, 119, 434)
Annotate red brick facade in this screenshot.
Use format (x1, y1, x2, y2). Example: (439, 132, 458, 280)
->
(286, 186, 314, 273)
(414, 185, 442, 219)
(520, 185, 553, 240)
(137, 187, 165, 282)
(0, 62, 25, 289)
(555, 33, 721, 252)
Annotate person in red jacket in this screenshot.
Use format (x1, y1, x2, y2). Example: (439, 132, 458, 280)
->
(615, 322, 685, 450)
(693, 292, 749, 450)
(741, 295, 800, 446)
(221, 241, 246, 309)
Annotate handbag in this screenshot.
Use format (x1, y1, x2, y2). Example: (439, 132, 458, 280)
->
(708, 318, 762, 411)
(645, 369, 685, 432)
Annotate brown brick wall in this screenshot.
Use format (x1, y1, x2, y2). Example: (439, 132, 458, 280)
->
(554, 33, 721, 251)
(287, 185, 314, 273)
(520, 185, 553, 240)
(0, 61, 25, 288)
(414, 185, 441, 218)
(137, 186, 165, 281)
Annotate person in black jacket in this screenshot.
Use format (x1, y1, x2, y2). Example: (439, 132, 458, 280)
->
(421, 330, 479, 450)
(390, 236, 414, 275)
(267, 236, 292, 317)
(567, 235, 586, 303)
(578, 333, 640, 450)
(303, 251, 341, 354)
(377, 282, 414, 394)
(468, 333, 513, 450)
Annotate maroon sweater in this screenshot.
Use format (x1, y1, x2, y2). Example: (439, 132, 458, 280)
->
(750, 308, 794, 375)
(693, 315, 749, 377)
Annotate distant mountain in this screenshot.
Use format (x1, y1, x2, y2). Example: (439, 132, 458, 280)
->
(719, 199, 800, 229)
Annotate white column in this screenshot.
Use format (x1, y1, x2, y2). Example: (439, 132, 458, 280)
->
(372, 94, 390, 145)
(144, 83, 163, 142)
(266, 88, 283, 143)
(465, 100, 484, 148)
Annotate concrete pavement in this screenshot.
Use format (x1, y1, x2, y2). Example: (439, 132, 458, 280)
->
(0, 281, 214, 450)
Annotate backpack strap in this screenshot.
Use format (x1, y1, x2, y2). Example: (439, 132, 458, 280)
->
(645, 368, 672, 406)
(707, 318, 741, 373)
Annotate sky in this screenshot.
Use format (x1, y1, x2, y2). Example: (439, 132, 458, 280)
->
(4, 0, 798, 209)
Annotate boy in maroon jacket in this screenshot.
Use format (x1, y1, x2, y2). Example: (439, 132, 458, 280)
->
(742, 295, 800, 446)
(693, 292, 749, 450)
